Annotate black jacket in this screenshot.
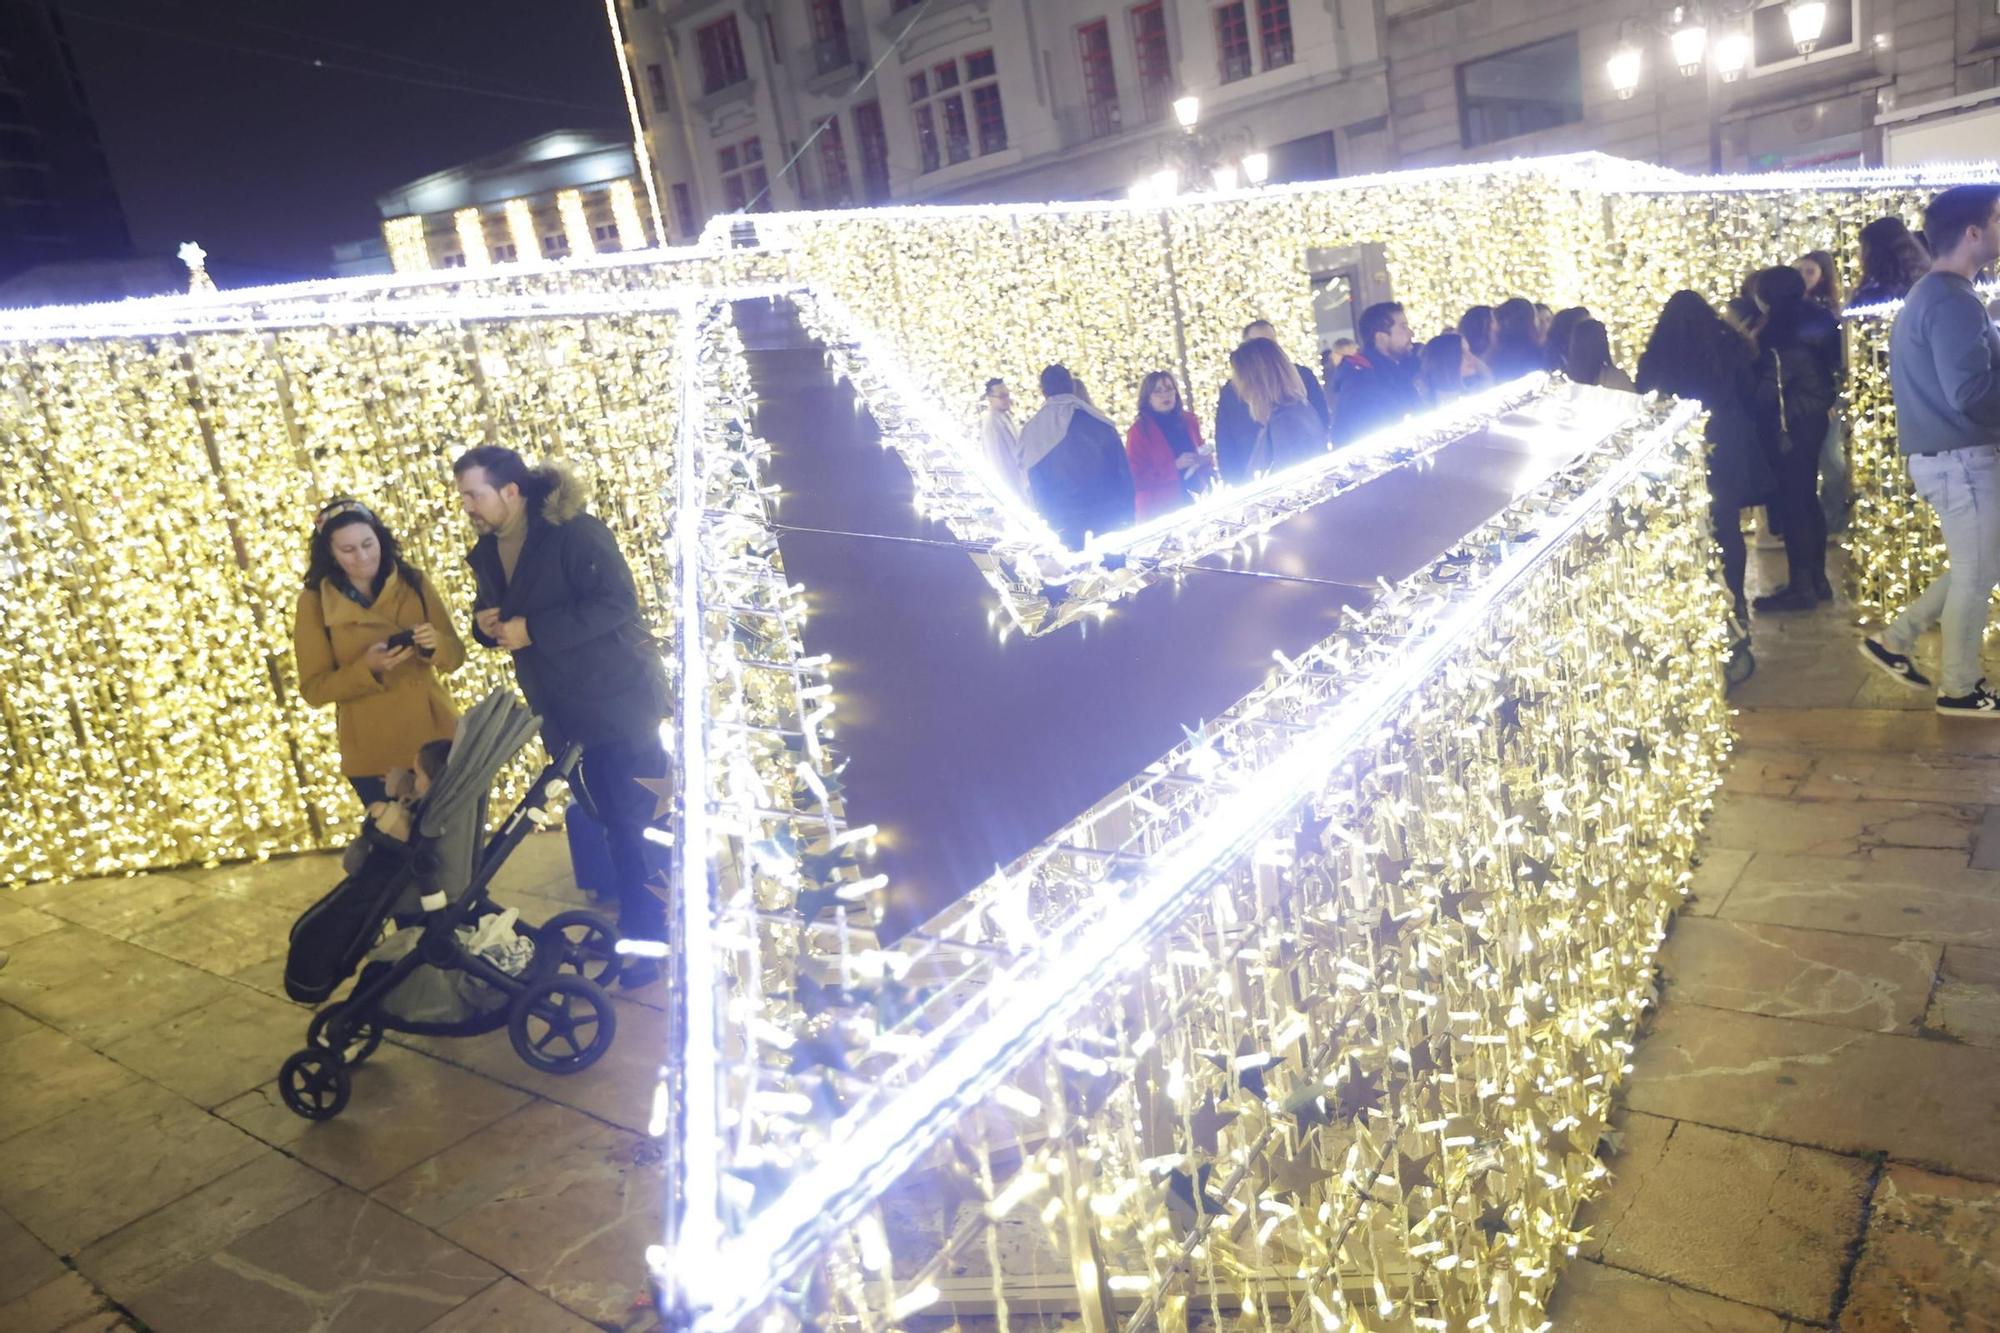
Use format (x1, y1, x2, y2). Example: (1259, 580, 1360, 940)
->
(1026, 406, 1135, 549)
(1637, 333, 1774, 509)
(1754, 333, 1837, 462)
(1215, 361, 1328, 482)
(1330, 352, 1421, 445)
(467, 465, 668, 753)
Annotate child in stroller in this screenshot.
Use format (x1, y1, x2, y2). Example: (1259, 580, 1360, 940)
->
(279, 691, 629, 1121)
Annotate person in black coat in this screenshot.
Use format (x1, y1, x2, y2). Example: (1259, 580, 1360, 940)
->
(1331, 301, 1421, 445)
(1017, 364, 1136, 549)
(1213, 319, 1328, 482)
(1748, 266, 1840, 611)
(454, 445, 670, 978)
(1636, 290, 1775, 627)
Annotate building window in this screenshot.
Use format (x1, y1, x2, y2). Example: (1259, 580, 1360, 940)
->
(540, 234, 568, 257)
(909, 49, 1004, 171)
(854, 100, 891, 201)
(1130, 2, 1172, 123)
(592, 223, 617, 242)
(718, 136, 769, 212)
(1078, 20, 1120, 138)
(1750, 0, 1858, 71)
(1214, 3, 1252, 83)
(1457, 34, 1583, 149)
(1256, 0, 1293, 70)
(816, 116, 852, 205)
(645, 63, 669, 112)
(809, 0, 851, 72)
(973, 82, 1007, 155)
(671, 182, 697, 239)
(440, 253, 466, 268)
(696, 15, 748, 95)
(494, 242, 518, 262)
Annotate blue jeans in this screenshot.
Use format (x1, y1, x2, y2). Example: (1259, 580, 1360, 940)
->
(1885, 447, 2000, 696)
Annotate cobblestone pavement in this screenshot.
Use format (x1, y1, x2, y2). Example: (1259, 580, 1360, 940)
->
(0, 830, 662, 1332)
(6, 550, 2000, 1331)
(1552, 549, 2000, 1332)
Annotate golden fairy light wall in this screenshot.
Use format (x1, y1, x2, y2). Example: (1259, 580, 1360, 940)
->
(0, 306, 680, 888)
(764, 157, 1970, 435)
(666, 302, 1732, 1329)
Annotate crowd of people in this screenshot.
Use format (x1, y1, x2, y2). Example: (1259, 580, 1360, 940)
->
(292, 445, 671, 986)
(1628, 184, 2000, 713)
(978, 296, 1646, 550)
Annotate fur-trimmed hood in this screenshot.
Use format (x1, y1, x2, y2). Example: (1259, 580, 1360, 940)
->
(531, 461, 592, 525)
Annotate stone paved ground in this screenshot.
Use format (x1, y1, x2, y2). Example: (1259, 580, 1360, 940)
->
(7, 550, 2000, 1331)
(1552, 548, 2000, 1331)
(0, 831, 664, 1332)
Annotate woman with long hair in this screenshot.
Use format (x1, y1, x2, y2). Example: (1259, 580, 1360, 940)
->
(1125, 371, 1212, 519)
(1458, 305, 1496, 361)
(1418, 333, 1485, 405)
(1486, 297, 1544, 380)
(1794, 250, 1843, 313)
(1636, 290, 1773, 630)
(1230, 337, 1322, 473)
(1564, 319, 1635, 391)
(1849, 216, 1931, 306)
(1544, 306, 1590, 373)
(293, 499, 466, 806)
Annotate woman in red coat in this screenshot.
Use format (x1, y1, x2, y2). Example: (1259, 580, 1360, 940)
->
(1125, 371, 1213, 520)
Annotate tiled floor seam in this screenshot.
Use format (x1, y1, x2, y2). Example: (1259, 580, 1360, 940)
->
(1617, 1098, 2000, 1188)
(1584, 1254, 1824, 1328)
(1822, 1154, 1888, 1330)
(1669, 994, 1977, 1046)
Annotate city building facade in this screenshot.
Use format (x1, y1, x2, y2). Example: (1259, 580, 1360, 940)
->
(608, 0, 2000, 247)
(376, 129, 654, 274)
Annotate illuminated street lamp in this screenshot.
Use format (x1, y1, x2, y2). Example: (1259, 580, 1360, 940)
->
(1786, 0, 1827, 53)
(1172, 95, 1201, 130)
(1608, 43, 1644, 100)
(1712, 30, 1750, 81)
(1242, 152, 1270, 185)
(1133, 97, 1265, 198)
(1669, 12, 1708, 75)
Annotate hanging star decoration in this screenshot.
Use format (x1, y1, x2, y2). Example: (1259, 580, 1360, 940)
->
(1474, 1203, 1513, 1244)
(635, 773, 676, 822)
(1188, 1093, 1238, 1154)
(1332, 1057, 1385, 1123)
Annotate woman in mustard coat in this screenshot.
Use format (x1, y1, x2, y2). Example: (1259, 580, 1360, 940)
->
(293, 499, 466, 806)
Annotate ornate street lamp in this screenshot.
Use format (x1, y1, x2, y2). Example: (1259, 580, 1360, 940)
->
(1786, 0, 1828, 54)
(1132, 96, 1267, 197)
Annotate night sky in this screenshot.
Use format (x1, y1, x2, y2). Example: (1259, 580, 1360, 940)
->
(59, 0, 625, 279)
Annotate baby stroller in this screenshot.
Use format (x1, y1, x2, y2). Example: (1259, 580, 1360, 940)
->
(278, 690, 626, 1121)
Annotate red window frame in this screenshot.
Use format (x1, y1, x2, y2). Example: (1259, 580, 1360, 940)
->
(1077, 20, 1120, 138)
(670, 183, 697, 239)
(1256, 0, 1294, 70)
(972, 83, 1007, 155)
(696, 16, 748, 95)
(1130, 2, 1172, 123)
(1214, 2, 1251, 83)
(854, 99, 891, 200)
(808, 0, 851, 69)
(815, 117, 852, 205)
(718, 135, 767, 212)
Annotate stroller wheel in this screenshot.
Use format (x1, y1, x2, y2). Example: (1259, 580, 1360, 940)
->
(307, 1002, 385, 1067)
(539, 910, 623, 986)
(279, 1049, 351, 1121)
(508, 975, 618, 1075)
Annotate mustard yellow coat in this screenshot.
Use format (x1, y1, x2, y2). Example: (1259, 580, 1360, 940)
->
(293, 568, 466, 777)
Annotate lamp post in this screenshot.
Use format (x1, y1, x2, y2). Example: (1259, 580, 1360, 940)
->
(1609, 1, 1828, 99)
(1131, 96, 1268, 200)
(1609, 1, 1829, 171)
